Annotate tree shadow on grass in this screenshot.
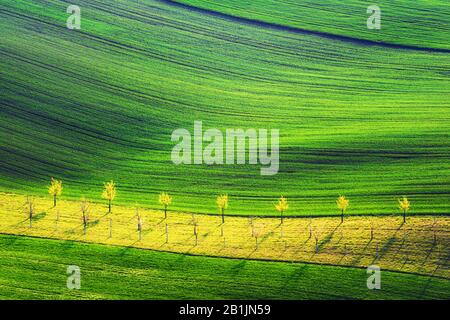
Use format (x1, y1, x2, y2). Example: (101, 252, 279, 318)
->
(117, 245, 134, 259)
(229, 260, 246, 276)
(33, 212, 47, 222)
(10, 212, 47, 228)
(337, 251, 347, 265)
(317, 223, 341, 252)
(421, 244, 435, 267)
(284, 264, 309, 288)
(156, 218, 166, 226)
(9, 218, 29, 228)
(369, 236, 397, 265)
(87, 219, 100, 228)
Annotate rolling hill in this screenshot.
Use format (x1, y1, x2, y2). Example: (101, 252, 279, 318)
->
(1, 0, 449, 215)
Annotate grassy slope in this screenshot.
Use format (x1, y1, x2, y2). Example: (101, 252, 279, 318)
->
(176, 0, 450, 50)
(1, 0, 449, 215)
(0, 234, 449, 299)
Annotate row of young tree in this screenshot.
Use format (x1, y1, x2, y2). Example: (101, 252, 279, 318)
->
(19, 178, 439, 251)
(47, 178, 412, 223)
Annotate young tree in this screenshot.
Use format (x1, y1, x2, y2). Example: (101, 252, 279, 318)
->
(216, 194, 229, 224)
(308, 217, 312, 238)
(252, 223, 264, 250)
(80, 197, 90, 235)
(159, 192, 172, 219)
(275, 196, 289, 225)
(102, 181, 116, 213)
(248, 216, 254, 228)
(191, 214, 199, 246)
(25, 196, 35, 228)
(136, 207, 143, 241)
(48, 177, 63, 207)
(398, 196, 410, 223)
(165, 223, 169, 244)
(313, 229, 321, 253)
(336, 195, 349, 223)
(432, 216, 438, 245)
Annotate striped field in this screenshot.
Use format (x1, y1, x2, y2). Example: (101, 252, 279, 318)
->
(1, 0, 449, 215)
(0, 0, 449, 300)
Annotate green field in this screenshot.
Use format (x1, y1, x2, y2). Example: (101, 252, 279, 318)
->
(1, 0, 449, 217)
(0, 234, 449, 299)
(1, 1, 449, 300)
(177, 0, 450, 50)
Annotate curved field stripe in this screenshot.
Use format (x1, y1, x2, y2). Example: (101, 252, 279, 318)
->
(175, 0, 450, 51)
(161, 0, 450, 53)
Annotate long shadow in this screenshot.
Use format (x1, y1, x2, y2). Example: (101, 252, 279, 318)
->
(421, 244, 435, 267)
(317, 223, 340, 251)
(9, 218, 30, 228)
(229, 260, 247, 276)
(33, 212, 47, 222)
(350, 239, 374, 266)
(377, 236, 398, 261)
(283, 264, 309, 287)
(338, 251, 348, 265)
(87, 219, 100, 228)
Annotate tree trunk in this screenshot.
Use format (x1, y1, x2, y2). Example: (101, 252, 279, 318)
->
(403, 210, 406, 223)
(280, 210, 283, 224)
(341, 210, 344, 223)
(221, 208, 225, 224)
(165, 224, 168, 243)
(53, 194, 57, 207)
(108, 199, 112, 213)
(164, 206, 167, 219)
